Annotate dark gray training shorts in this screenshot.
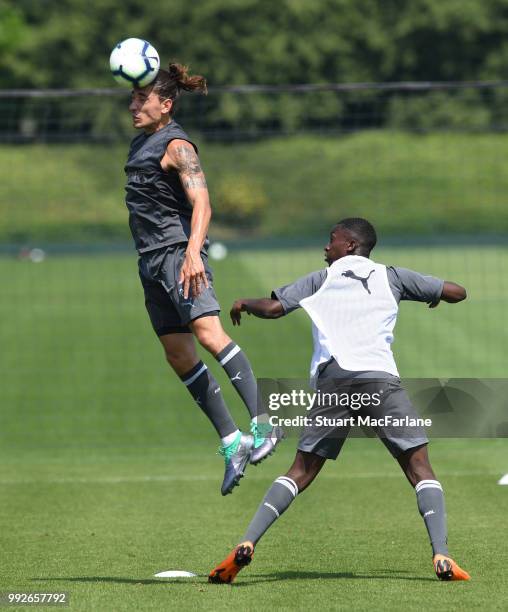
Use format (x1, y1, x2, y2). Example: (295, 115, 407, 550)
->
(298, 359, 429, 459)
(138, 243, 221, 335)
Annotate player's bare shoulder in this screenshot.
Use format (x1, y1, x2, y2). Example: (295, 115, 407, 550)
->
(162, 139, 207, 190)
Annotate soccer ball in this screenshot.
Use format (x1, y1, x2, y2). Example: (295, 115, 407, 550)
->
(109, 38, 160, 88)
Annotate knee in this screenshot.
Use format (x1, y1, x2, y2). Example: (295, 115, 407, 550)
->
(286, 467, 316, 493)
(163, 345, 195, 372)
(195, 329, 217, 353)
(195, 328, 229, 356)
(164, 349, 184, 370)
(403, 447, 435, 487)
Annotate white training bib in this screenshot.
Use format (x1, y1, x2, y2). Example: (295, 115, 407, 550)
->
(300, 255, 399, 380)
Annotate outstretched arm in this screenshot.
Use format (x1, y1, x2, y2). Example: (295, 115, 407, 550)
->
(230, 270, 327, 324)
(390, 267, 467, 309)
(230, 298, 285, 325)
(430, 281, 467, 308)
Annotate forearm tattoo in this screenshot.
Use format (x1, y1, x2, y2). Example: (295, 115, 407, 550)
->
(174, 144, 208, 190)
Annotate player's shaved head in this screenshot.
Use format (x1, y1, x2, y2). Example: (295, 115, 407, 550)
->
(335, 218, 377, 255)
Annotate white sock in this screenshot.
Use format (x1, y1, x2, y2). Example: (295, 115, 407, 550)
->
(221, 429, 240, 447)
(251, 414, 270, 426)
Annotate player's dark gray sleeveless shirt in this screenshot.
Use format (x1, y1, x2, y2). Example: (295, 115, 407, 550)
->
(125, 121, 204, 253)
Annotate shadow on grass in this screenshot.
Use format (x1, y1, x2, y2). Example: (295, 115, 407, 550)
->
(31, 577, 199, 586)
(32, 569, 434, 586)
(232, 570, 435, 586)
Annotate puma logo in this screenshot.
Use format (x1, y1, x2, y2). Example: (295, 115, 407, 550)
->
(214, 387, 221, 394)
(230, 371, 242, 382)
(341, 269, 375, 294)
(424, 509, 435, 518)
(177, 284, 194, 307)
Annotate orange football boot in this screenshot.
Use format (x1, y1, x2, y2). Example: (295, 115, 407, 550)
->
(208, 541, 254, 584)
(433, 554, 471, 581)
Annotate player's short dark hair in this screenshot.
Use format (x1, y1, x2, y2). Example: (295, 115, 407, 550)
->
(336, 218, 377, 253)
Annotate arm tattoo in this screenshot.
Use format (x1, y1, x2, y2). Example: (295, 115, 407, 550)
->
(174, 144, 208, 190)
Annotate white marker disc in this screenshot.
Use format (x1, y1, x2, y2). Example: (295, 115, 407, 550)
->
(154, 570, 197, 578)
(498, 474, 508, 485)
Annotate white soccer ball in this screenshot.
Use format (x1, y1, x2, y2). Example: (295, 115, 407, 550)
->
(110, 38, 160, 88)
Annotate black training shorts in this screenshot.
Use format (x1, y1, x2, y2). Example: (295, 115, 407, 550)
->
(298, 359, 429, 459)
(138, 243, 221, 335)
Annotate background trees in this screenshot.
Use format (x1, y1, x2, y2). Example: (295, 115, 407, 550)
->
(3, 0, 508, 89)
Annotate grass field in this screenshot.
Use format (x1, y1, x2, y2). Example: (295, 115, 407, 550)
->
(2, 132, 508, 242)
(1, 246, 507, 610)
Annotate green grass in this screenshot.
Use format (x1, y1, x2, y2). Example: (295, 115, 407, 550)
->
(2, 132, 508, 242)
(2, 441, 507, 611)
(1, 246, 507, 610)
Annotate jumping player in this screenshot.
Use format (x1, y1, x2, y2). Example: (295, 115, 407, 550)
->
(125, 63, 282, 495)
(209, 218, 470, 581)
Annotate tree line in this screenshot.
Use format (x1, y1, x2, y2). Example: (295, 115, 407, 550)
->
(2, 0, 508, 134)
